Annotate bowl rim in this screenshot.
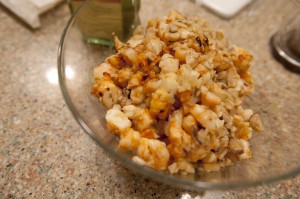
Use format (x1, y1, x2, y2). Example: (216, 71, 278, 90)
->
(57, 0, 300, 190)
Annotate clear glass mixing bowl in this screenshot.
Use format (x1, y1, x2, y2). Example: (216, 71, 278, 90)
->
(58, 0, 300, 190)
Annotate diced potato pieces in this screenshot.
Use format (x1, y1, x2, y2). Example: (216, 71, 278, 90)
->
(185, 50, 199, 67)
(140, 128, 159, 139)
(91, 74, 122, 109)
(91, 10, 261, 175)
(177, 64, 200, 92)
(137, 51, 157, 71)
(160, 73, 179, 96)
(187, 145, 208, 162)
(238, 139, 253, 160)
(118, 68, 133, 86)
(190, 104, 207, 117)
(168, 159, 195, 175)
(219, 135, 229, 148)
(190, 105, 223, 132)
(232, 48, 253, 72)
(235, 123, 252, 140)
(122, 104, 142, 119)
(249, 113, 263, 132)
(174, 48, 187, 62)
(182, 114, 197, 134)
(168, 162, 179, 174)
(159, 54, 179, 73)
(144, 78, 161, 93)
(150, 88, 172, 119)
(105, 109, 132, 134)
(130, 86, 146, 104)
(203, 163, 221, 172)
(127, 34, 144, 48)
(132, 155, 146, 166)
(229, 138, 244, 154)
(138, 138, 170, 170)
(168, 120, 192, 159)
(119, 128, 140, 151)
(145, 37, 163, 55)
(127, 72, 144, 88)
(169, 109, 183, 126)
(216, 148, 228, 160)
(132, 109, 156, 132)
(202, 91, 221, 106)
(202, 151, 218, 163)
(102, 88, 122, 109)
(105, 54, 124, 69)
(177, 90, 192, 103)
(241, 109, 254, 121)
(119, 47, 138, 64)
(93, 63, 116, 81)
(113, 35, 126, 50)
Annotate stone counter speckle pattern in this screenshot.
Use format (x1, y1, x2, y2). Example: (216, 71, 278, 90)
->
(0, 1, 299, 198)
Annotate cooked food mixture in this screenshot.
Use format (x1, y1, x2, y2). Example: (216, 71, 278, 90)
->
(91, 11, 262, 174)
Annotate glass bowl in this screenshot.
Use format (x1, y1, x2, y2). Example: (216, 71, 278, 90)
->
(58, 0, 300, 190)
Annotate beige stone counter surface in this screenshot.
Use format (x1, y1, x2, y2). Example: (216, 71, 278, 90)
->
(0, 0, 300, 198)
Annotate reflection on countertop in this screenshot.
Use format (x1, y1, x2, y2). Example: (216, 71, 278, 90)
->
(0, 1, 299, 198)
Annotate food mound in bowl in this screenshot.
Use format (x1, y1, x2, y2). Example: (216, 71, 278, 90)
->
(91, 11, 262, 174)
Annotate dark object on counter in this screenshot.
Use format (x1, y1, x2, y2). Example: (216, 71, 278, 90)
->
(271, 37, 300, 74)
(271, 12, 300, 73)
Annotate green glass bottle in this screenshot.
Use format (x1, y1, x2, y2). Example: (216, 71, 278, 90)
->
(68, 0, 140, 46)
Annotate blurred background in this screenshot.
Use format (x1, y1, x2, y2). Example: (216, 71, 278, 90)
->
(0, 0, 299, 198)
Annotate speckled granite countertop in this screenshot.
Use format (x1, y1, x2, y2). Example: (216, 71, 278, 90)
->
(0, 0, 300, 198)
